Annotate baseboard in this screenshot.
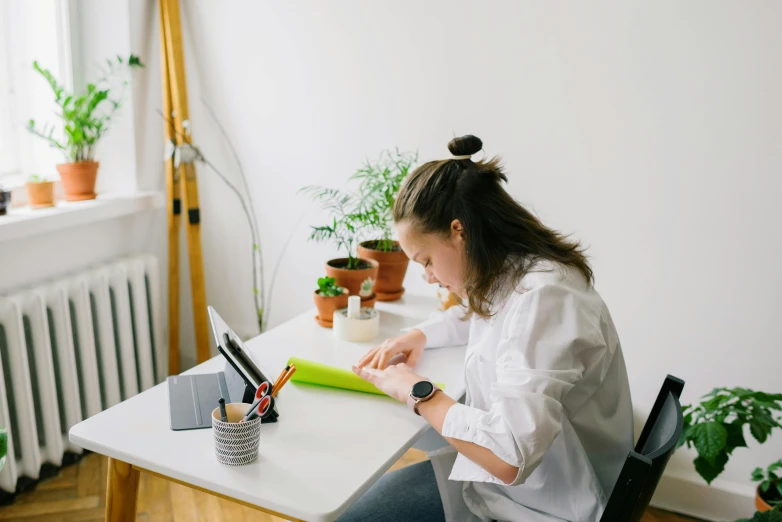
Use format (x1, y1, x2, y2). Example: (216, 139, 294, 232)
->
(650, 470, 757, 521)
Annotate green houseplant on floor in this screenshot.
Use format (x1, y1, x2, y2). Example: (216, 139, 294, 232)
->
(735, 505, 782, 522)
(753, 459, 782, 512)
(0, 427, 7, 472)
(28, 55, 143, 201)
(678, 387, 782, 514)
(353, 148, 417, 302)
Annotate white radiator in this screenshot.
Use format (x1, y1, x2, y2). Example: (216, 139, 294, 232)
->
(0, 254, 165, 493)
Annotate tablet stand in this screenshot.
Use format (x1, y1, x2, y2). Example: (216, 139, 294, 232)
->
(223, 358, 279, 423)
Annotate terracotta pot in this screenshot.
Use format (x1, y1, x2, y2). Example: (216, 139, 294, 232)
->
(313, 289, 349, 328)
(357, 241, 410, 301)
(25, 181, 55, 209)
(0, 190, 10, 216)
(756, 485, 774, 512)
(56, 161, 99, 201)
(360, 293, 376, 309)
(325, 258, 379, 307)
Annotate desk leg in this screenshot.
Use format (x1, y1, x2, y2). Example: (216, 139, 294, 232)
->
(106, 458, 140, 522)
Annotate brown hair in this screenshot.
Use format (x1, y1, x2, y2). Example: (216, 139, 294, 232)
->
(393, 134, 593, 319)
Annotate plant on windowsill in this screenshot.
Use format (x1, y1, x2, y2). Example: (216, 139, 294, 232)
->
(313, 276, 348, 328)
(0, 181, 10, 216)
(25, 175, 56, 209)
(753, 459, 782, 513)
(678, 387, 782, 514)
(299, 185, 378, 308)
(352, 148, 417, 302)
(27, 55, 143, 202)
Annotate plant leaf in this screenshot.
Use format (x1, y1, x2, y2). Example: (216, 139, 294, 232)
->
(750, 418, 772, 444)
(725, 422, 747, 451)
(694, 452, 728, 484)
(692, 422, 728, 465)
(0, 427, 6, 472)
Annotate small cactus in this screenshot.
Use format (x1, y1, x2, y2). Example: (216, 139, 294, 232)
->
(359, 277, 375, 297)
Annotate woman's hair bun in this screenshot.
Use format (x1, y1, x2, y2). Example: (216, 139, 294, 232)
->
(448, 135, 483, 157)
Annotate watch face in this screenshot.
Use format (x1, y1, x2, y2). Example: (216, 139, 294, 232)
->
(412, 381, 434, 399)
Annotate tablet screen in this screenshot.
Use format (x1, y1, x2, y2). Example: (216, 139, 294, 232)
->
(208, 306, 268, 389)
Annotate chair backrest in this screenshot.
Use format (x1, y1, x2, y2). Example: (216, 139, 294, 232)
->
(600, 375, 685, 522)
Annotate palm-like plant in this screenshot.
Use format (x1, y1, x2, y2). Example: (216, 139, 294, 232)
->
(351, 149, 417, 252)
(299, 186, 369, 269)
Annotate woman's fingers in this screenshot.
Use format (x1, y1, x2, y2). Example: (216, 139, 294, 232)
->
(406, 347, 422, 369)
(369, 348, 385, 369)
(377, 344, 401, 370)
(357, 347, 379, 368)
(352, 365, 381, 385)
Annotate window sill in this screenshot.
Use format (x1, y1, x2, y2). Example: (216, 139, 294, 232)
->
(0, 191, 164, 243)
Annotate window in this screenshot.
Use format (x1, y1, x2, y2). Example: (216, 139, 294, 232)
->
(0, 0, 72, 188)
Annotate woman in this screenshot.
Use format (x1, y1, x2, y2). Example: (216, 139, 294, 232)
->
(342, 135, 634, 522)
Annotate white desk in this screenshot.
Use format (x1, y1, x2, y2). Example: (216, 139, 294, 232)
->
(69, 291, 466, 521)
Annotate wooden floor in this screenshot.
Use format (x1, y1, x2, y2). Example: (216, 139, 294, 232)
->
(0, 450, 701, 521)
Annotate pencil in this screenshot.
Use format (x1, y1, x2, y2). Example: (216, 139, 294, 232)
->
(271, 364, 296, 398)
(271, 365, 290, 394)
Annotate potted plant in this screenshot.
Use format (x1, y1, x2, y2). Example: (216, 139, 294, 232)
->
(352, 149, 417, 301)
(27, 55, 143, 201)
(300, 185, 378, 307)
(735, 505, 782, 522)
(0, 182, 9, 216)
(313, 276, 349, 328)
(753, 459, 782, 512)
(25, 175, 56, 209)
(678, 387, 782, 517)
(0, 427, 6, 472)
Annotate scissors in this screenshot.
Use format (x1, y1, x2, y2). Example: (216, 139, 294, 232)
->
(242, 380, 275, 422)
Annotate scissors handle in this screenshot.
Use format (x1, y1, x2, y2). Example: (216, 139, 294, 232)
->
(243, 381, 272, 418)
(243, 394, 274, 422)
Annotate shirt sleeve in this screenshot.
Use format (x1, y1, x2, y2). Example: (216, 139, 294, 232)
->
(400, 303, 470, 349)
(440, 283, 601, 486)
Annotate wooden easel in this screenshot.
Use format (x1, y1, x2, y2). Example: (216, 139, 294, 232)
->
(158, 0, 210, 373)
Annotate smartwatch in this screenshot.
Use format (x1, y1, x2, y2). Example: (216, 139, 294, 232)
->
(407, 380, 441, 416)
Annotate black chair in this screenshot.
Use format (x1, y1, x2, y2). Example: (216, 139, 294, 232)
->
(600, 375, 685, 522)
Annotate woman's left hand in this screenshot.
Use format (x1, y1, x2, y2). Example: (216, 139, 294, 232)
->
(351, 362, 425, 404)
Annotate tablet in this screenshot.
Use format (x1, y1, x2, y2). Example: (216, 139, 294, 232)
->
(207, 306, 271, 390)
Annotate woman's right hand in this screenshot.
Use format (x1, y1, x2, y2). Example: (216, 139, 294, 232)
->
(356, 329, 427, 370)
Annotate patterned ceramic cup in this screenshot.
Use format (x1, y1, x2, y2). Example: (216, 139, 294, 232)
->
(211, 403, 262, 466)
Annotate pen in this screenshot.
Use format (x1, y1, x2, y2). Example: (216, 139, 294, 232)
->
(218, 398, 227, 423)
(271, 364, 296, 398)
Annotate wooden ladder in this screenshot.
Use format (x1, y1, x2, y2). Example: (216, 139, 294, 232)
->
(158, 0, 210, 373)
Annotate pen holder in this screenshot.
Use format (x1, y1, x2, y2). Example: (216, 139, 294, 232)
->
(211, 403, 262, 466)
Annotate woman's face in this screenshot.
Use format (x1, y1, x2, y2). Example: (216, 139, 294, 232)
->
(396, 219, 467, 297)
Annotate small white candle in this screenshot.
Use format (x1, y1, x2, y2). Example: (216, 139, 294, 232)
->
(347, 295, 360, 319)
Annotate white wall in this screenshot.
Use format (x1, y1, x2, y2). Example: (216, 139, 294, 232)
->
(132, 1, 781, 518)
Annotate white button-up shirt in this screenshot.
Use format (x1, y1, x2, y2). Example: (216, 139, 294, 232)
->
(408, 260, 633, 521)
